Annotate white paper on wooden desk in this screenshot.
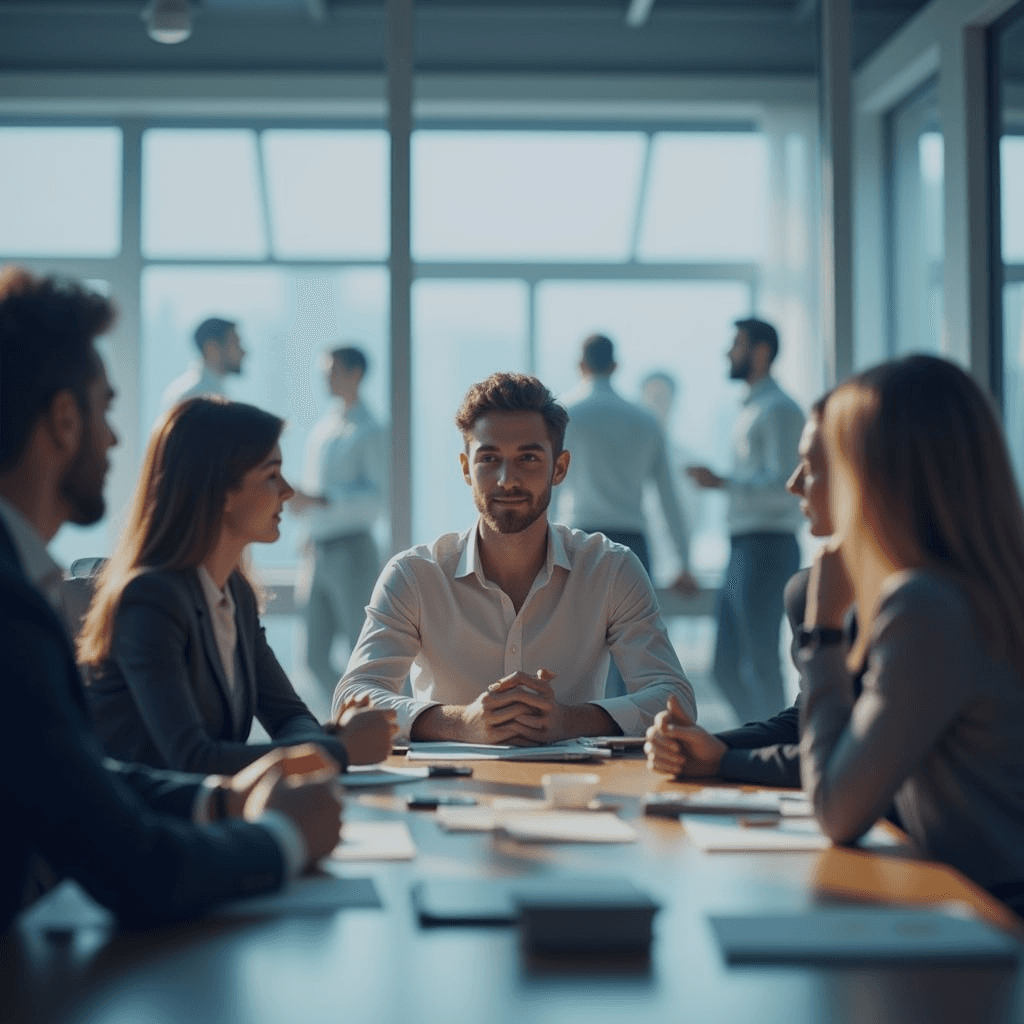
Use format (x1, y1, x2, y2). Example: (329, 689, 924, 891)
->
(682, 816, 901, 853)
(435, 806, 636, 843)
(341, 765, 430, 788)
(332, 821, 417, 861)
(406, 740, 610, 762)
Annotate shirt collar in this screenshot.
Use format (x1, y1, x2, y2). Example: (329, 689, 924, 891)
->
(456, 518, 572, 586)
(197, 564, 235, 614)
(743, 375, 778, 405)
(0, 496, 63, 591)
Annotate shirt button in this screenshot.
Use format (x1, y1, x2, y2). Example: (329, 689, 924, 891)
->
(511, 645, 518, 654)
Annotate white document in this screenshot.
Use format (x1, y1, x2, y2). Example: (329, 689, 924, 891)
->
(406, 740, 610, 762)
(341, 765, 430, 788)
(435, 806, 636, 843)
(331, 821, 417, 861)
(682, 816, 901, 853)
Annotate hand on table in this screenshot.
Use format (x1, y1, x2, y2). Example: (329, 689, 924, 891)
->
(645, 694, 728, 778)
(216, 743, 341, 820)
(685, 465, 725, 490)
(448, 669, 563, 745)
(327, 694, 398, 765)
(243, 757, 344, 870)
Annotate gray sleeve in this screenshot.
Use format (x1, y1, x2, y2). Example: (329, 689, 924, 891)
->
(799, 578, 973, 844)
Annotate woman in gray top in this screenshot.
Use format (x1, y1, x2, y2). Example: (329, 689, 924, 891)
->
(801, 354, 1024, 905)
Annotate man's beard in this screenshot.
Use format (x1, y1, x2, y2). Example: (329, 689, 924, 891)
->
(58, 428, 107, 527)
(475, 483, 552, 535)
(729, 354, 751, 380)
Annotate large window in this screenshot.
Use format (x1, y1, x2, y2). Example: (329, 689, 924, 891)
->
(1, 120, 818, 587)
(886, 82, 944, 355)
(996, 6, 1024, 490)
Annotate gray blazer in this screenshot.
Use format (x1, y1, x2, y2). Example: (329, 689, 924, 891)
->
(87, 568, 347, 775)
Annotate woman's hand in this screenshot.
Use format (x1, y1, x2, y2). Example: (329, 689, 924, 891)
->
(644, 695, 728, 778)
(805, 539, 855, 630)
(327, 695, 399, 766)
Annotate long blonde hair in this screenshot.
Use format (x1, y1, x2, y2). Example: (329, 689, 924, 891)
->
(825, 355, 1024, 679)
(78, 397, 283, 666)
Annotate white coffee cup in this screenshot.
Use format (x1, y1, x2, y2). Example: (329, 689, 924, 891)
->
(541, 772, 601, 809)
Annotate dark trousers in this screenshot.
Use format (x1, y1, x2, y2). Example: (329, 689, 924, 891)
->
(713, 531, 800, 724)
(580, 528, 651, 699)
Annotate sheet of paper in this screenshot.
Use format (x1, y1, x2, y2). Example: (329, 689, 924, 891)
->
(711, 907, 1021, 964)
(435, 806, 636, 842)
(331, 821, 417, 861)
(682, 816, 901, 853)
(406, 740, 609, 762)
(216, 877, 382, 917)
(341, 765, 430, 788)
(500, 811, 637, 844)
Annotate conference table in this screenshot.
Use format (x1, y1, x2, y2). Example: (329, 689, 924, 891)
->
(4, 755, 1023, 1024)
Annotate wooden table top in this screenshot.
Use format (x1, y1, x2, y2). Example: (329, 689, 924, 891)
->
(4, 754, 1022, 1024)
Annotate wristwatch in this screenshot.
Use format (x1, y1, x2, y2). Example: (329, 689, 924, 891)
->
(796, 626, 845, 652)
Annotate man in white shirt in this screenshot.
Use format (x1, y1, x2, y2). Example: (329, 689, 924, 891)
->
(333, 372, 696, 744)
(687, 318, 805, 724)
(162, 317, 246, 410)
(290, 346, 388, 698)
(557, 335, 698, 594)
(0, 268, 340, 929)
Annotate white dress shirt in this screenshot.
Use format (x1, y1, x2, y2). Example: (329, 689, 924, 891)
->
(725, 376, 805, 536)
(301, 402, 388, 542)
(556, 377, 690, 569)
(162, 362, 226, 410)
(333, 520, 697, 740)
(197, 565, 238, 690)
(0, 499, 305, 879)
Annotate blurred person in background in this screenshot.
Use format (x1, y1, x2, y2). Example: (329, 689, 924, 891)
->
(162, 316, 245, 409)
(289, 345, 388, 700)
(687, 318, 804, 725)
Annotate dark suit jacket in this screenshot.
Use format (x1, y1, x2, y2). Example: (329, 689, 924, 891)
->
(715, 568, 862, 788)
(0, 523, 285, 933)
(87, 568, 348, 775)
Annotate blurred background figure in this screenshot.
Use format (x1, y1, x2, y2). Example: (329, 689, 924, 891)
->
(638, 370, 704, 589)
(556, 334, 698, 698)
(290, 345, 388, 699)
(687, 317, 804, 725)
(162, 317, 246, 409)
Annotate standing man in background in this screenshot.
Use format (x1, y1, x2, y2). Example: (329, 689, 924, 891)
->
(162, 317, 246, 409)
(557, 335, 697, 593)
(290, 346, 388, 700)
(687, 317, 804, 725)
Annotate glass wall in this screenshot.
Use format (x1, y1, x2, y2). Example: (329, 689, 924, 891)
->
(0, 119, 819, 588)
(886, 81, 944, 355)
(997, 5, 1024, 490)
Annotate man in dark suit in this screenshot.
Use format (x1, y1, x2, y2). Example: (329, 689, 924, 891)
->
(0, 267, 343, 933)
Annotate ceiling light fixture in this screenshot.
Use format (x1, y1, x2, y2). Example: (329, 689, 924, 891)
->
(142, 0, 193, 45)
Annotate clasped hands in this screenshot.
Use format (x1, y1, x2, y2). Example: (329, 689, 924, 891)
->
(644, 694, 728, 778)
(461, 669, 570, 746)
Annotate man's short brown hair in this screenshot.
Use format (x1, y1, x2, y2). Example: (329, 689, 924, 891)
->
(454, 372, 569, 454)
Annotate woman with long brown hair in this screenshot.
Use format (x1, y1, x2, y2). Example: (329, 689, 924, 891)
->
(80, 397, 394, 774)
(800, 354, 1024, 907)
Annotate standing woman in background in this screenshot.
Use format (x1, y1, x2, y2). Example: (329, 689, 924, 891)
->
(800, 355, 1024, 910)
(79, 397, 394, 775)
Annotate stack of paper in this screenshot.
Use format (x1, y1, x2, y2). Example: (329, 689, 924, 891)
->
(682, 815, 900, 853)
(435, 806, 636, 843)
(331, 821, 417, 861)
